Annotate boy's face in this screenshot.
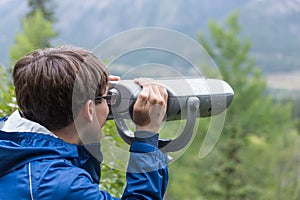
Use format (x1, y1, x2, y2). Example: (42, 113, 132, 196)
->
(77, 89, 110, 144)
(95, 93, 110, 130)
(79, 76, 119, 144)
(89, 90, 110, 143)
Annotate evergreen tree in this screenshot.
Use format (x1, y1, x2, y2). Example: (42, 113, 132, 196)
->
(166, 13, 294, 200)
(199, 12, 294, 200)
(9, 9, 57, 63)
(27, 0, 56, 22)
(10, 0, 57, 63)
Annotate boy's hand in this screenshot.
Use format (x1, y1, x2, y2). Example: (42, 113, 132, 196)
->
(133, 78, 168, 133)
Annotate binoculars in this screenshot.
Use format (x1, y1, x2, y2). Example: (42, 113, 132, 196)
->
(107, 77, 234, 152)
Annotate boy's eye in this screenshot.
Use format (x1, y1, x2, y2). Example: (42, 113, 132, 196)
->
(94, 91, 117, 105)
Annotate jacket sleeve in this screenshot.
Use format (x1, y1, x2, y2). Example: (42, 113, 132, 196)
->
(122, 132, 169, 200)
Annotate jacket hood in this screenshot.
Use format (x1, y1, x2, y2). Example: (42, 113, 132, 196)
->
(0, 111, 102, 183)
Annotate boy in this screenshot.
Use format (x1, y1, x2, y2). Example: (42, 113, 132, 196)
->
(0, 46, 168, 199)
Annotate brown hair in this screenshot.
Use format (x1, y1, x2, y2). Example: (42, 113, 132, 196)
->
(13, 46, 108, 131)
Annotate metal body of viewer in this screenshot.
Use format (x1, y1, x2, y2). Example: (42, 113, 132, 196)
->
(107, 77, 234, 152)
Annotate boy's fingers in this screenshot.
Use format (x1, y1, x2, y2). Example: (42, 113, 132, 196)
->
(134, 78, 155, 87)
(134, 86, 150, 110)
(109, 75, 120, 81)
(147, 85, 163, 106)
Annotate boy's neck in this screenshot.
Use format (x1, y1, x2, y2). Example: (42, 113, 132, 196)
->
(53, 123, 81, 145)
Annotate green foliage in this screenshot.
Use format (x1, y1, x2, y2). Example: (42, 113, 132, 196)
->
(100, 120, 126, 197)
(99, 163, 126, 198)
(198, 13, 294, 199)
(167, 12, 295, 200)
(9, 9, 57, 64)
(0, 67, 16, 117)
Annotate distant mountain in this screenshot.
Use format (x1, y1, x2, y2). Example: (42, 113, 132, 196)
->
(53, 0, 247, 47)
(240, 0, 300, 72)
(0, 0, 299, 74)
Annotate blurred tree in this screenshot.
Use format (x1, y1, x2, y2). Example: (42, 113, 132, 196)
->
(10, 0, 57, 64)
(27, 0, 56, 22)
(166, 12, 295, 200)
(198, 12, 295, 200)
(9, 10, 57, 63)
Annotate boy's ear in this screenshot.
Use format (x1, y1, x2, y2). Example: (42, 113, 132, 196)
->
(81, 100, 94, 123)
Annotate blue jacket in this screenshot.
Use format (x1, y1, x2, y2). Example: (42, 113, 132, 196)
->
(0, 111, 168, 200)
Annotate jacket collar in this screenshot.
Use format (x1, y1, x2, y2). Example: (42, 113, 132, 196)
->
(1, 110, 57, 138)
